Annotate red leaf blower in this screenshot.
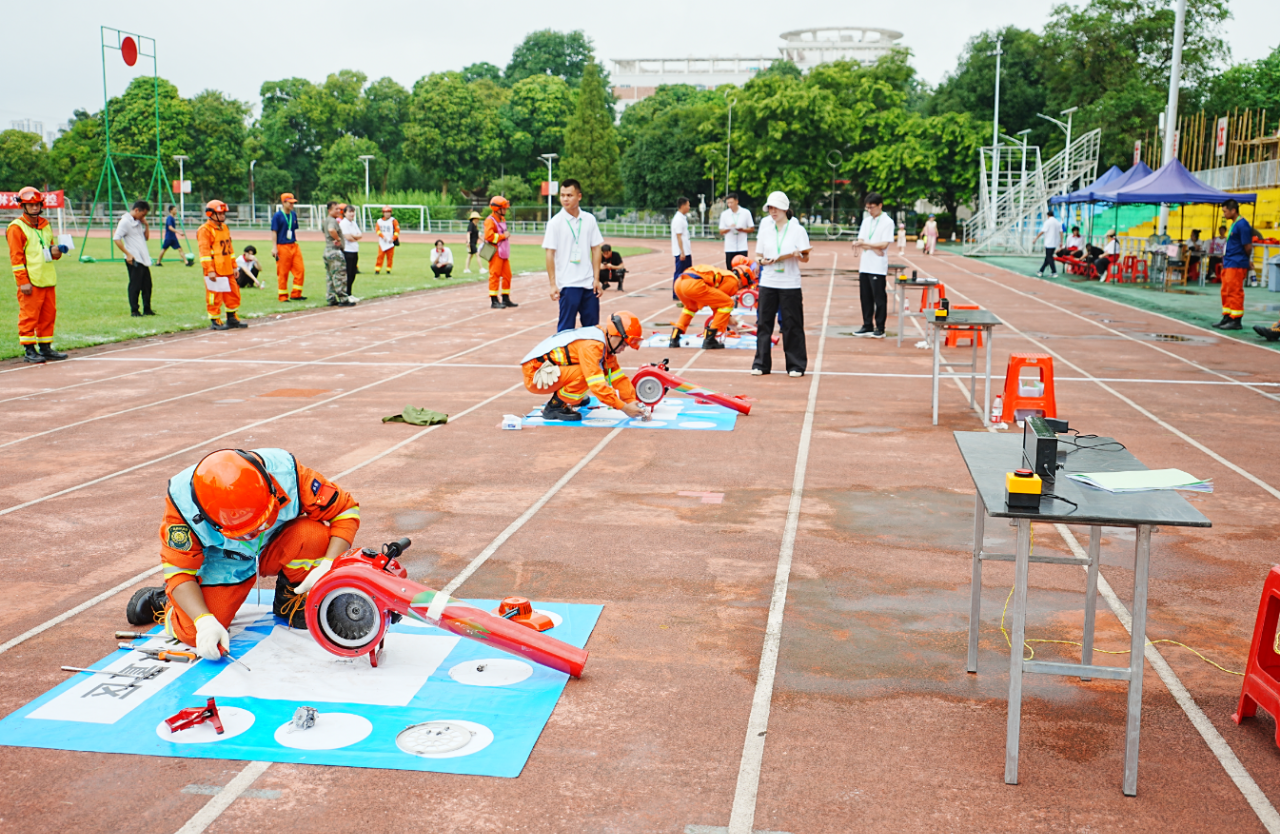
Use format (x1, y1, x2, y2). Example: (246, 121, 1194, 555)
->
(304, 538, 588, 677)
(630, 359, 753, 415)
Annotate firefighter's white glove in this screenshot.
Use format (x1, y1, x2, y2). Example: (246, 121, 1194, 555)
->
(194, 614, 230, 661)
(293, 559, 334, 596)
(533, 361, 560, 389)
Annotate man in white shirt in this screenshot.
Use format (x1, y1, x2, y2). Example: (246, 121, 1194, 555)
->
(850, 193, 894, 338)
(753, 190, 812, 376)
(235, 245, 264, 289)
(1034, 210, 1063, 276)
(543, 178, 605, 331)
(671, 197, 693, 300)
(718, 193, 754, 269)
(430, 240, 454, 278)
(112, 200, 155, 317)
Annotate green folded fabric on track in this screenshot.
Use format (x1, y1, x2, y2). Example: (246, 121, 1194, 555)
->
(382, 406, 449, 425)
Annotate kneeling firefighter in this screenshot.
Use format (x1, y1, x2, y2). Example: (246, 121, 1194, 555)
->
(125, 449, 360, 660)
(521, 311, 645, 421)
(670, 262, 751, 349)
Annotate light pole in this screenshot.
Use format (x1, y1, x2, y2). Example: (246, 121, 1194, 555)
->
(722, 91, 735, 200)
(173, 154, 188, 224)
(1037, 106, 1077, 195)
(1001, 129, 1032, 244)
(826, 149, 843, 223)
(538, 152, 558, 220)
(988, 35, 1004, 230)
(249, 159, 256, 225)
(358, 154, 375, 200)
(1158, 0, 1187, 234)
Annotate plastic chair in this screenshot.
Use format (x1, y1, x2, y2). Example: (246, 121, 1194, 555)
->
(1105, 258, 1125, 284)
(999, 353, 1057, 423)
(918, 283, 946, 312)
(1131, 259, 1149, 283)
(943, 305, 983, 348)
(1120, 255, 1136, 282)
(1234, 565, 1280, 748)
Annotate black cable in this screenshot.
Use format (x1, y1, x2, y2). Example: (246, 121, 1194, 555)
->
(1059, 432, 1126, 455)
(1043, 493, 1079, 513)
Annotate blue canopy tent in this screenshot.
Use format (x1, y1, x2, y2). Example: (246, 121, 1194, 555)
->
(1049, 165, 1124, 205)
(1096, 159, 1255, 205)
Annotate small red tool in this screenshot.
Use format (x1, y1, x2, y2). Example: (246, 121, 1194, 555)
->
(492, 597, 555, 632)
(164, 697, 224, 735)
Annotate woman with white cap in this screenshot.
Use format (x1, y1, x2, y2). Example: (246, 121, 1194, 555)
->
(753, 190, 812, 377)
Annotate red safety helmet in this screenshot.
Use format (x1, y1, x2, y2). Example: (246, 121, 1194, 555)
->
(606, 310, 642, 351)
(205, 199, 228, 217)
(381, 205, 392, 212)
(189, 449, 289, 540)
(489, 195, 510, 211)
(16, 186, 44, 205)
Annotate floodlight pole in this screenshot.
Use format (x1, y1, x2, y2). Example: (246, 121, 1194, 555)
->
(539, 153, 558, 220)
(358, 154, 375, 199)
(1037, 107, 1078, 196)
(249, 159, 256, 224)
(723, 91, 735, 200)
(1158, 0, 1187, 235)
(988, 35, 1004, 230)
(174, 155, 187, 221)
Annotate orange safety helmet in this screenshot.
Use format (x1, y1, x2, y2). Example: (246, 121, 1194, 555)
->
(489, 195, 510, 211)
(606, 310, 643, 351)
(381, 205, 392, 212)
(205, 199, 229, 217)
(189, 449, 289, 539)
(733, 263, 758, 288)
(730, 254, 750, 269)
(16, 186, 44, 205)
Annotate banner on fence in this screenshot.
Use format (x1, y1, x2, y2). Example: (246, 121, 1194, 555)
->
(0, 190, 64, 209)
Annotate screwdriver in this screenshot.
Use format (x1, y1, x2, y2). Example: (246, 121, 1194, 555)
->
(115, 631, 155, 640)
(220, 645, 252, 672)
(119, 643, 196, 663)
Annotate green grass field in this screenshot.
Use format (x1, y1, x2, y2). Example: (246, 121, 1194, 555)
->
(1, 238, 646, 361)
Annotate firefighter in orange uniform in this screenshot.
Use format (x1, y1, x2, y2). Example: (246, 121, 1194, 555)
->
(669, 263, 746, 349)
(124, 448, 361, 657)
(521, 311, 645, 422)
(8, 187, 67, 363)
(485, 195, 517, 309)
(375, 206, 399, 273)
(196, 200, 246, 330)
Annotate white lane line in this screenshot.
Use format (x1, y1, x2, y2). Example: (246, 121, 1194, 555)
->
(0, 364, 179, 406)
(173, 761, 272, 834)
(0, 565, 163, 656)
(1052, 524, 1280, 833)
(726, 256, 836, 834)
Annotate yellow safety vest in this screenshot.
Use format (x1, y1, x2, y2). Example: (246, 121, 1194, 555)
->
(8, 217, 56, 288)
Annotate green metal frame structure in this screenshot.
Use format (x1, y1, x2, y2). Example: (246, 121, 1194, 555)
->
(80, 27, 175, 262)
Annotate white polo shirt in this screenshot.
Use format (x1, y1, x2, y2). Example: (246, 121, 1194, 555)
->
(754, 217, 811, 290)
(1040, 217, 1062, 248)
(112, 212, 152, 266)
(542, 208, 604, 289)
(719, 207, 753, 252)
(856, 212, 895, 276)
(670, 211, 692, 257)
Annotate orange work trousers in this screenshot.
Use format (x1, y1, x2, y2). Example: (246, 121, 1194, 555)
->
(165, 518, 331, 646)
(206, 277, 241, 320)
(376, 246, 395, 272)
(522, 358, 590, 404)
(1221, 267, 1246, 318)
(489, 257, 512, 296)
(276, 242, 305, 300)
(674, 276, 733, 333)
(16, 285, 57, 344)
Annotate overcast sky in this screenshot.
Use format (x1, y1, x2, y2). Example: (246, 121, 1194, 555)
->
(6, 0, 1275, 137)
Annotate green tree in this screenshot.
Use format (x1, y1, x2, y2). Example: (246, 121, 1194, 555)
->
(102, 76, 193, 200)
(359, 76, 411, 181)
(256, 70, 367, 198)
(463, 62, 503, 84)
(253, 166, 293, 205)
(487, 174, 534, 203)
(917, 112, 986, 219)
(1195, 44, 1280, 131)
(756, 60, 802, 81)
(505, 30, 597, 87)
(0, 130, 51, 192)
(928, 28, 1051, 150)
(187, 90, 250, 203)
(48, 111, 103, 201)
(402, 71, 502, 193)
(500, 74, 574, 185)
(623, 104, 716, 209)
(560, 61, 622, 203)
(316, 135, 383, 199)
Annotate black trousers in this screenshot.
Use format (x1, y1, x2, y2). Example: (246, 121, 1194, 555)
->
(343, 251, 360, 294)
(1039, 246, 1057, 274)
(236, 264, 260, 288)
(858, 272, 888, 330)
(753, 285, 806, 374)
(725, 250, 748, 269)
(599, 267, 626, 288)
(126, 261, 153, 314)
(431, 264, 453, 278)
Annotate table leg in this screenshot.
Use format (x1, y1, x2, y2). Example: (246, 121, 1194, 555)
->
(983, 327, 993, 428)
(1122, 524, 1152, 796)
(931, 324, 941, 425)
(969, 336, 978, 412)
(1081, 525, 1101, 681)
(967, 493, 985, 673)
(1005, 517, 1032, 785)
(897, 285, 906, 347)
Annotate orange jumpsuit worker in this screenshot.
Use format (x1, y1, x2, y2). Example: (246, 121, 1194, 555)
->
(271, 192, 306, 301)
(124, 448, 361, 657)
(1214, 198, 1252, 331)
(521, 311, 645, 422)
(197, 200, 247, 330)
(485, 195, 517, 309)
(669, 263, 743, 349)
(375, 206, 400, 273)
(8, 186, 67, 364)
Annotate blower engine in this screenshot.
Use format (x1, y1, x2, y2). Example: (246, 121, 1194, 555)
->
(304, 538, 588, 677)
(630, 359, 753, 415)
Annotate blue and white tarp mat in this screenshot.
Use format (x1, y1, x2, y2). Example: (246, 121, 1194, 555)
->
(523, 394, 739, 431)
(640, 332, 757, 350)
(0, 600, 602, 777)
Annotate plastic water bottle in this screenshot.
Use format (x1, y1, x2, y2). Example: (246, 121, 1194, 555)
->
(991, 395, 1003, 424)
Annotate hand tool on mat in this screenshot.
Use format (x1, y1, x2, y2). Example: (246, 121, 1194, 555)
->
(120, 643, 196, 663)
(115, 630, 156, 640)
(219, 645, 251, 672)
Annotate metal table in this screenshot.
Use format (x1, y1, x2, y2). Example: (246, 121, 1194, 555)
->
(894, 277, 943, 347)
(954, 431, 1211, 795)
(927, 309, 1001, 427)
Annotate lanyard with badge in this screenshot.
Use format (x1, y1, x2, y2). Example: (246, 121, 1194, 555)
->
(773, 218, 791, 273)
(566, 213, 583, 264)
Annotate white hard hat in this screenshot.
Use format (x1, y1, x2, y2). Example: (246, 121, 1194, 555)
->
(765, 191, 790, 211)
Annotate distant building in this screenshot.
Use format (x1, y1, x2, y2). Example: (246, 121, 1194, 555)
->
(10, 119, 43, 137)
(610, 26, 904, 112)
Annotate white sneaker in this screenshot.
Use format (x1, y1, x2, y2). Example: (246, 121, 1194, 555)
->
(751, 369, 764, 376)
(464, 269, 472, 274)
(788, 370, 803, 378)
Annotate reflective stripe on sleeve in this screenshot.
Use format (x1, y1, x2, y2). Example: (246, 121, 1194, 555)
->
(333, 507, 360, 521)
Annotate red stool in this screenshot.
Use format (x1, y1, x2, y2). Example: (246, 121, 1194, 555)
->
(1132, 259, 1149, 283)
(1106, 258, 1125, 284)
(917, 283, 946, 312)
(999, 353, 1057, 423)
(1234, 566, 1280, 747)
(943, 305, 983, 348)
(1120, 255, 1136, 281)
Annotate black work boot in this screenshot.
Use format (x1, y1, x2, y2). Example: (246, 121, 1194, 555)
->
(39, 344, 68, 360)
(1212, 315, 1233, 328)
(273, 570, 310, 629)
(210, 319, 229, 331)
(702, 328, 725, 349)
(1253, 324, 1280, 342)
(22, 345, 45, 364)
(542, 396, 583, 422)
(226, 312, 248, 329)
(126, 587, 168, 626)
(490, 297, 504, 309)
(1221, 317, 1243, 331)
(669, 328, 683, 349)
(502, 295, 519, 308)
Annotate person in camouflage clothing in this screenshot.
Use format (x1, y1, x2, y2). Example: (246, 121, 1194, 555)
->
(324, 202, 355, 307)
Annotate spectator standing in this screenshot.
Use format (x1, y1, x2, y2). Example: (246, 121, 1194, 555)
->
(156, 204, 181, 266)
(271, 193, 306, 301)
(375, 206, 399, 274)
(598, 243, 626, 290)
(851, 193, 894, 338)
(323, 201, 354, 307)
(236, 245, 264, 288)
(718, 192, 754, 269)
(430, 240, 454, 278)
(113, 200, 155, 317)
(671, 197, 693, 299)
(923, 214, 939, 255)
(752, 190, 812, 376)
(1216, 198, 1252, 330)
(197, 200, 246, 330)
(8, 186, 67, 362)
(1034, 210, 1063, 276)
(543, 178, 604, 331)
(464, 211, 481, 273)
(484, 195, 517, 308)
(896, 221, 907, 256)
(339, 205, 363, 296)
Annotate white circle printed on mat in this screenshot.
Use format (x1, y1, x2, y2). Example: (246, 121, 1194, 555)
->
(156, 706, 254, 744)
(583, 418, 620, 427)
(449, 657, 534, 687)
(631, 420, 668, 428)
(678, 420, 718, 429)
(273, 712, 372, 750)
(397, 720, 494, 758)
